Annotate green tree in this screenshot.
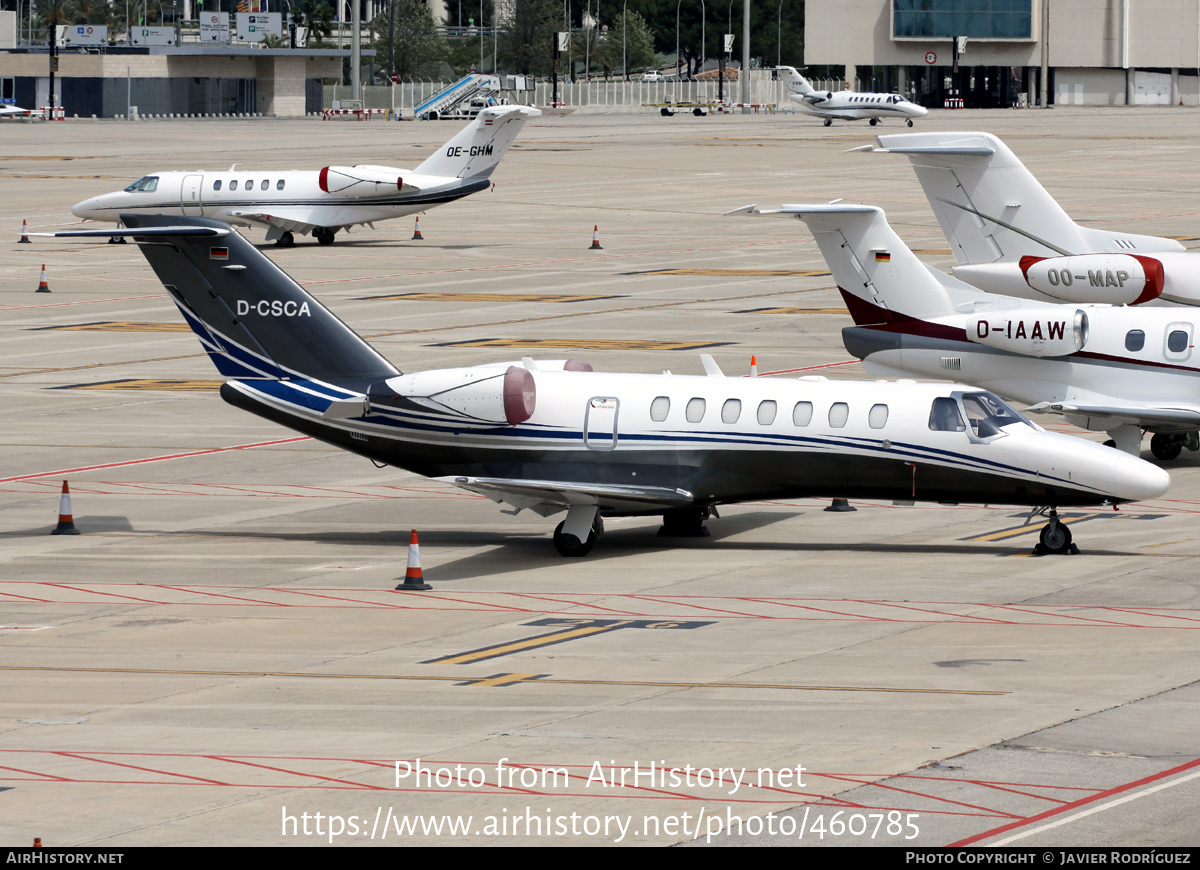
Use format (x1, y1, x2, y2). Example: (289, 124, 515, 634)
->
(294, 0, 334, 45)
(373, 0, 447, 79)
(593, 9, 655, 77)
(498, 0, 560, 77)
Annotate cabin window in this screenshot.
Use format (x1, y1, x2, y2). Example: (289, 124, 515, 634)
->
(650, 396, 670, 422)
(260, 179, 269, 191)
(928, 397, 966, 432)
(962, 392, 1027, 439)
(721, 399, 741, 424)
(757, 400, 777, 425)
(868, 404, 889, 429)
(828, 402, 849, 428)
(212, 180, 222, 191)
(1125, 330, 1145, 352)
(229, 180, 238, 191)
(276, 179, 285, 190)
(1168, 329, 1189, 354)
(792, 401, 813, 427)
(685, 398, 706, 423)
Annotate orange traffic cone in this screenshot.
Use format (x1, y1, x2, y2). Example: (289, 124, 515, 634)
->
(36, 264, 50, 293)
(18, 219, 30, 243)
(395, 529, 431, 590)
(412, 216, 424, 240)
(51, 481, 80, 535)
(749, 355, 758, 377)
(589, 225, 603, 250)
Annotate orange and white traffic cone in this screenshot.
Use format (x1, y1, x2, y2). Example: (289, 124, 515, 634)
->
(51, 481, 80, 535)
(411, 216, 424, 240)
(749, 355, 758, 377)
(36, 264, 50, 293)
(395, 529, 431, 590)
(18, 219, 30, 243)
(589, 225, 603, 250)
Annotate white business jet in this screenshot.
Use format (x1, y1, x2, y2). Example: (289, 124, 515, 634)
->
(860, 131, 1198, 303)
(732, 202, 1200, 463)
(777, 67, 928, 127)
(37, 215, 1168, 557)
(70, 106, 539, 247)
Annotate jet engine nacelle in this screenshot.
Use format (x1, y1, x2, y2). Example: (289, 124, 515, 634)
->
(955, 255, 1164, 305)
(967, 309, 1088, 357)
(318, 165, 407, 195)
(386, 365, 535, 424)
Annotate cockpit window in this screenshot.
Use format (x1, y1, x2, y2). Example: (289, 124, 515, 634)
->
(961, 391, 1031, 439)
(123, 176, 159, 192)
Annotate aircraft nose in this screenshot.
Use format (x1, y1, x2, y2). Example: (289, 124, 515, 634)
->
(1077, 439, 1171, 502)
(71, 196, 102, 220)
(1113, 454, 1171, 502)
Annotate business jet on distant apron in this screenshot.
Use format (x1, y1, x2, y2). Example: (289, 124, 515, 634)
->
(776, 67, 928, 127)
(70, 106, 539, 248)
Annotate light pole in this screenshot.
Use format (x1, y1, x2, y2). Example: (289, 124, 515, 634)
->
(621, 0, 627, 81)
(777, 0, 783, 68)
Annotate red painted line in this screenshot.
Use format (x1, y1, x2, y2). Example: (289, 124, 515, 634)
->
(279, 589, 411, 609)
(860, 600, 1015, 625)
(0, 764, 71, 781)
(760, 360, 861, 376)
(950, 755, 1200, 846)
(155, 585, 285, 606)
(627, 595, 770, 619)
(43, 583, 165, 605)
(207, 755, 388, 791)
(500, 592, 649, 617)
(0, 591, 54, 603)
(55, 751, 231, 786)
(1100, 606, 1200, 624)
(0, 436, 312, 483)
(819, 772, 1022, 819)
(986, 603, 1143, 629)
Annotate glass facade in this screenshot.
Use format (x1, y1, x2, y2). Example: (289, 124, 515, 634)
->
(893, 0, 1033, 39)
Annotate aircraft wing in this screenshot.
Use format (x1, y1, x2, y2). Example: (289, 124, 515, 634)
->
(437, 476, 695, 517)
(1026, 401, 1200, 430)
(225, 209, 328, 234)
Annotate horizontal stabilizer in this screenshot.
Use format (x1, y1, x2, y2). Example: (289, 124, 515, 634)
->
(34, 226, 229, 239)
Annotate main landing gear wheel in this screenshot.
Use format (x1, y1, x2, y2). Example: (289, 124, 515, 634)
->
(314, 227, 336, 246)
(906, 119, 914, 127)
(1150, 433, 1184, 461)
(553, 517, 601, 557)
(869, 117, 878, 126)
(823, 119, 832, 127)
(275, 231, 295, 248)
(1034, 510, 1077, 555)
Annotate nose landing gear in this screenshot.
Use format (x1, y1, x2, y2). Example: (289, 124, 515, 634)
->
(1032, 508, 1079, 556)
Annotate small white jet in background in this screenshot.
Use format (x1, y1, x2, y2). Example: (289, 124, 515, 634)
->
(732, 202, 1200, 462)
(776, 67, 928, 127)
(860, 131, 1198, 304)
(71, 105, 540, 247)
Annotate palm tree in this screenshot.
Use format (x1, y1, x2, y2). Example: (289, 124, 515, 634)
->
(294, 0, 333, 45)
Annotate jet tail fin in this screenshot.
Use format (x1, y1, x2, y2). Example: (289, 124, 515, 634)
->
(413, 105, 540, 180)
(732, 203, 957, 322)
(774, 66, 816, 95)
(867, 131, 1185, 263)
(42, 215, 398, 385)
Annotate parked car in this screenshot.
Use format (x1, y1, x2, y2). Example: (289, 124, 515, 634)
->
(642, 71, 664, 82)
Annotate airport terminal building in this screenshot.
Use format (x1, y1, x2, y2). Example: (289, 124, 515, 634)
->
(803, 0, 1200, 107)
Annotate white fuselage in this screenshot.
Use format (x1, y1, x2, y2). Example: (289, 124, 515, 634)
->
(791, 90, 928, 123)
(70, 168, 472, 230)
